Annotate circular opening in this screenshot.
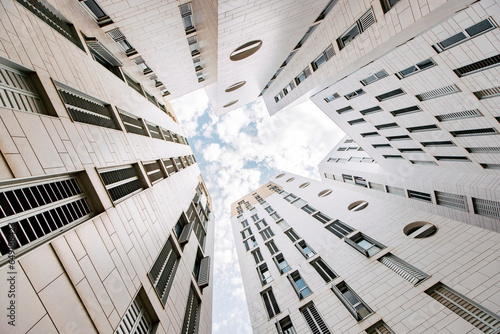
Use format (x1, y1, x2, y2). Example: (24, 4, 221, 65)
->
(225, 81, 246, 92)
(223, 100, 238, 108)
(348, 200, 369, 211)
(286, 177, 295, 183)
(299, 182, 310, 189)
(318, 189, 332, 197)
(275, 173, 285, 179)
(230, 40, 263, 61)
(404, 221, 437, 238)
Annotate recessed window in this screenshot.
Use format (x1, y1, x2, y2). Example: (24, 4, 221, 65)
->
(288, 271, 312, 299)
(273, 253, 291, 274)
(261, 288, 280, 319)
(348, 201, 368, 211)
(286, 177, 295, 183)
(299, 182, 310, 188)
(295, 66, 312, 85)
(404, 221, 437, 238)
(223, 100, 238, 108)
(276, 173, 285, 179)
(225, 81, 246, 92)
(396, 58, 436, 79)
(332, 281, 372, 320)
(257, 263, 273, 285)
(318, 189, 332, 197)
(230, 40, 263, 61)
(346, 232, 385, 257)
(148, 237, 180, 305)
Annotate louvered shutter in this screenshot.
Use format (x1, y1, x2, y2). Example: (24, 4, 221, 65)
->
(178, 223, 193, 244)
(379, 254, 428, 285)
(198, 256, 210, 288)
(324, 45, 335, 60)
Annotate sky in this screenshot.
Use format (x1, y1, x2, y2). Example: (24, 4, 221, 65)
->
(171, 89, 344, 333)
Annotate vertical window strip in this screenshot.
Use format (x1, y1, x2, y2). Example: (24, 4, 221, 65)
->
(181, 286, 201, 334)
(114, 298, 153, 334)
(148, 238, 180, 306)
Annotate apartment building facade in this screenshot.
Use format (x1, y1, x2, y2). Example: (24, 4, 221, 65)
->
(230, 173, 500, 333)
(0, 0, 214, 333)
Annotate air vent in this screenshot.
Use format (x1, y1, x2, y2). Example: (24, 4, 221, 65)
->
(480, 163, 500, 169)
(387, 135, 411, 141)
(473, 198, 500, 218)
(376, 88, 405, 102)
(435, 191, 468, 211)
(99, 164, 144, 202)
(454, 54, 500, 77)
(375, 122, 399, 130)
(390, 106, 421, 117)
(450, 128, 498, 137)
(359, 106, 382, 115)
(473, 86, 500, 99)
(336, 106, 353, 114)
(379, 253, 429, 285)
(361, 132, 380, 137)
(144, 161, 165, 184)
(408, 190, 432, 202)
(359, 8, 376, 31)
(466, 147, 500, 153)
(407, 124, 439, 133)
(416, 84, 460, 101)
(348, 118, 366, 125)
(421, 141, 455, 147)
(435, 109, 482, 122)
(118, 110, 149, 136)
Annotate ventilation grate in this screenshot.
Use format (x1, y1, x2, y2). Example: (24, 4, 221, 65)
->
(379, 253, 429, 285)
(435, 191, 468, 211)
(472, 198, 500, 218)
(410, 160, 438, 165)
(435, 109, 482, 122)
(148, 238, 180, 305)
(359, 8, 376, 31)
(373, 144, 392, 148)
(99, 165, 144, 202)
(399, 148, 423, 152)
(474, 86, 500, 99)
(360, 106, 382, 115)
(143, 161, 165, 184)
(466, 147, 500, 153)
(118, 111, 148, 136)
(480, 163, 500, 169)
(407, 124, 440, 132)
(454, 54, 500, 77)
(434, 156, 470, 162)
(408, 190, 432, 202)
(416, 84, 460, 101)
(301, 303, 331, 334)
(450, 128, 498, 137)
(421, 141, 455, 147)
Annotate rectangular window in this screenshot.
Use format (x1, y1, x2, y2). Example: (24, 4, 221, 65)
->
(406, 124, 440, 133)
(342, 174, 354, 183)
(107, 28, 137, 56)
(360, 70, 388, 86)
(373, 144, 391, 148)
(375, 122, 399, 130)
(243, 236, 257, 251)
(188, 36, 199, 56)
(251, 214, 259, 222)
(387, 135, 411, 141)
(273, 253, 291, 274)
(359, 106, 382, 115)
(292, 198, 307, 208)
(312, 212, 332, 224)
(270, 212, 281, 221)
(354, 176, 367, 187)
(257, 263, 273, 285)
(266, 240, 279, 255)
(114, 289, 158, 334)
(386, 185, 405, 197)
(255, 220, 268, 231)
(148, 237, 180, 306)
(288, 271, 312, 299)
(264, 206, 274, 214)
(262, 288, 280, 319)
(296, 240, 316, 259)
(118, 109, 148, 136)
(421, 141, 455, 147)
(80, 0, 112, 27)
(366, 321, 395, 334)
(425, 283, 500, 333)
(274, 91, 284, 103)
(294, 25, 318, 50)
(277, 219, 290, 230)
(434, 156, 470, 162)
(472, 198, 500, 219)
(346, 232, 384, 257)
(310, 258, 337, 282)
(295, 66, 312, 85)
(407, 190, 432, 202)
(173, 212, 191, 245)
(276, 316, 297, 334)
(433, 18, 497, 52)
(396, 58, 436, 79)
(311, 45, 335, 71)
(336, 105, 353, 113)
(410, 160, 438, 166)
(300, 303, 331, 334)
(337, 8, 375, 50)
(324, 92, 341, 103)
(361, 131, 380, 137)
(379, 253, 429, 285)
(0, 174, 93, 259)
(375, 88, 405, 102)
(163, 158, 177, 175)
(344, 89, 365, 100)
(390, 105, 421, 117)
(260, 227, 275, 241)
(332, 281, 372, 320)
(383, 155, 404, 159)
(241, 227, 253, 239)
(252, 248, 264, 264)
(326, 220, 354, 238)
(301, 205, 317, 214)
(348, 118, 366, 125)
(99, 164, 144, 203)
(380, 0, 401, 13)
(283, 81, 295, 95)
(284, 193, 298, 202)
(181, 285, 201, 334)
(285, 229, 301, 242)
(179, 3, 196, 34)
(416, 84, 460, 101)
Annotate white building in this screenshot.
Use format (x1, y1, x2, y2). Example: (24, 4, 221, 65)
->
(0, 0, 214, 333)
(230, 173, 500, 333)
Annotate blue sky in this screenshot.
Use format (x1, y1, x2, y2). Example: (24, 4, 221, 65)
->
(171, 89, 343, 333)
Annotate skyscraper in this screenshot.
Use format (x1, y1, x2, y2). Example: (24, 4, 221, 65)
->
(0, 0, 214, 333)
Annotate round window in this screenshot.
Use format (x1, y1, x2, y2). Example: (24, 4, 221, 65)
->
(403, 221, 437, 238)
(223, 100, 238, 108)
(348, 200, 369, 211)
(275, 173, 285, 179)
(286, 177, 295, 183)
(230, 40, 263, 61)
(299, 182, 310, 188)
(318, 189, 332, 197)
(225, 81, 246, 92)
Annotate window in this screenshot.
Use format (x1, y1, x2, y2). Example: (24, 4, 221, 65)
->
(285, 229, 301, 242)
(346, 232, 384, 257)
(274, 91, 284, 103)
(255, 219, 268, 231)
(311, 45, 335, 71)
(472, 198, 500, 219)
(148, 237, 180, 306)
(296, 240, 316, 259)
(257, 263, 273, 285)
(179, 3, 195, 34)
(295, 66, 312, 85)
(416, 84, 460, 101)
(355, 176, 368, 187)
(359, 106, 382, 115)
(435, 109, 482, 122)
(266, 240, 279, 255)
(283, 81, 295, 95)
(373, 144, 391, 148)
(360, 70, 388, 86)
(260, 227, 275, 241)
(383, 155, 404, 159)
(300, 303, 331, 334)
(252, 248, 264, 264)
(407, 190, 432, 202)
(421, 141, 455, 147)
(312, 212, 332, 224)
(118, 109, 150, 136)
(107, 28, 137, 56)
(85, 37, 123, 80)
(244, 236, 258, 251)
(375, 122, 399, 130)
(411, 160, 438, 166)
(277, 219, 290, 230)
(251, 214, 259, 222)
(481, 163, 500, 170)
(261, 288, 280, 319)
(337, 8, 376, 50)
(342, 174, 354, 184)
(0, 174, 93, 259)
(407, 124, 440, 133)
(294, 25, 318, 50)
(301, 205, 317, 214)
(264, 206, 274, 214)
(435, 156, 470, 162)
(276, 316, 297, 334)
(292, 198, 307, 208)
(193, 252, 210, 289)
(310, 258, 337, 283)
(241, 227, 253, 239)
(375, 88, 405, 102)
(163, 158, 177, 175)
(58, 85, 118, 129)
(143, 161, 166, 184)
(325, 92, 341, 103)
(450, 128, 498, 137)
(361, 131, 380, 137)
(123, 72, 144, 96)
(366, 321, 395, 334)
(399, 148, 423, 153)
(396, 58, 436, 79)
(174, 213, 191, 245)
(433, 18, 498, 52)
(390, 105, 421, 117)
(387, 135, 411, 141)
(344, 89, 365, 100)
(325, 220, 354, 238)
(425, 283, 500, 333)
(288, 271, 312, 299)
(332, 281, 372, 320)
(80, 0, 113, 27)
(386, 185, 405, 197)
(379, 253, 429, 285)
(270, 212, 281, 221)
(114, 289, 158, 334)
(348, 118, 366, 125)
(336, 105, 353, 113)
(99, 164, 144, 203)
(181, 285, 201, 334)
(273, 253, 291, 274)
(284, 193, 298, 202)
(188, 36, 200, 56)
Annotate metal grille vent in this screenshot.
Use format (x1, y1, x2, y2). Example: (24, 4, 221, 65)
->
(466, 147, 500, 153)
(387, 135, 411, 141)
(124, 73, 143, 95)
(426, 283, 500, 333)
(379, 253, 429, 285)
(181, 286, 201, 334)
(119, 111, 148, 136)
(408, 190, 432, 202)
(480, 163, 500, 169)
(0, 65, 46, 114)
(146, 123, 163, 140)
(99, 165, 143, 202)
(416, 84, 460, 101)
(450, 128, 498, 137)
(0, 176, 92, 257)
(359, 8, 376, 31)
(435, 109, 482, 122)
(301, 303, 331, 334)
(472, 198, 500, 218)
(435, 191, 467, 211)
(361, 131, 379, 137)
(86, 38, 123, 66)
(474, 86, 500, 99)
(114, 298, 152, 334)
(407, 124, 439, 133)
(454, 54, 500, 77)
(143, 161, 164, 184)
(59, 88, 116, 129)
(198, 256, 210, 288)
(366, 321, 395, 334)
(107, 28, 126, 41)
(262, 289, 280, 318)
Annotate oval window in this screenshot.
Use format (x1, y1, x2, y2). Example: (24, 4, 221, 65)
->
(276, 173, 285, 179)
(223, 100, 238, 108)
(318, 189, 332, 197)
(404, 222, 437, 238)
(230, 40, 263, 61)
(225, 81, 246, 92)
(299, 182, 310, 188)
(286, 177, 295, 183)
(348, 200, 369, 211)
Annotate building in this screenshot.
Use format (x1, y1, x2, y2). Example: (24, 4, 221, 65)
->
(0, 0, 213, 333)
(230, 173, 500, 333)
